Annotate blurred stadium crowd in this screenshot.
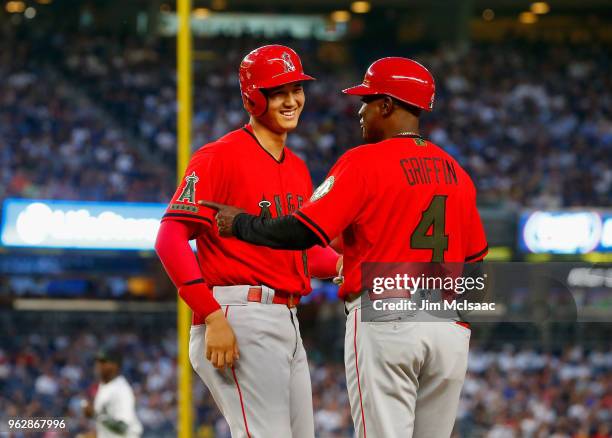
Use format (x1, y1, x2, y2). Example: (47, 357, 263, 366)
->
(0, 325, 610, 438)
(1, 30, 610, 207)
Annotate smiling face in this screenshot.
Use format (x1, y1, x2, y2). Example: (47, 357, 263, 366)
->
(358, 95, 386, 143)
(257, 82, 305, 134)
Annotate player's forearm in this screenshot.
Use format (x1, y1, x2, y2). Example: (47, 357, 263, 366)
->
(155, 220, 202, 287)
(232, 213, 320, 250)
(155, 220, 221, 317)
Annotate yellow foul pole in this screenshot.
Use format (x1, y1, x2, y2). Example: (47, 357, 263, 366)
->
(177, 0, 193, 437)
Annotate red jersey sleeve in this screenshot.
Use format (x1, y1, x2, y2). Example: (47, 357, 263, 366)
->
(307, 245, 340, 279)
(464, 183, 488, 262)
(162, 148, 224, 227)
(294, 154, 366, 246)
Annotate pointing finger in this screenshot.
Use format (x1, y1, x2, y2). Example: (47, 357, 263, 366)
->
(199, 201, 222, 211)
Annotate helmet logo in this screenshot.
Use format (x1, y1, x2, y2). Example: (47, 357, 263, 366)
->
(281, 52, 296, 73)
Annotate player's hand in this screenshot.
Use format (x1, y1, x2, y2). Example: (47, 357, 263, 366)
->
(204, 309, 240, 369)
(199, 201, 245, 237)
(333, 255, 344, 285)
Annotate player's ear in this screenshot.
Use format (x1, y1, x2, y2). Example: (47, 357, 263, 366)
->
(381, 96, 394, 117)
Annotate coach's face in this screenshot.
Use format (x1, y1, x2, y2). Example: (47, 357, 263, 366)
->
(358, 95, 385, 143)
(259, 82, 305, 134)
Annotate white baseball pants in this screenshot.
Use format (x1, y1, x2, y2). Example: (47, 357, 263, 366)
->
(189, 286, 314, 438)
(345, 301, 470, 438)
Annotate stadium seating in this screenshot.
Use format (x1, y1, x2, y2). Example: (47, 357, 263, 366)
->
(0, 324, 610, 437)
(2, 32, 610, 207)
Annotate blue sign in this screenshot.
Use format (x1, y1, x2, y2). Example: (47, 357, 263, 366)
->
(1, 199, 167, 250)
(519, 210, 611, 254)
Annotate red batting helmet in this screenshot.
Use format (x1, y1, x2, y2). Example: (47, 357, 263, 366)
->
(343, 57, 435, 111)
(239, 45, 315, 117)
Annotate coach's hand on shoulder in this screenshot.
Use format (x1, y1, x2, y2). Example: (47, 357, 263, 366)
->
(204, 309, 240, 369)
(199, 201, 245, 237)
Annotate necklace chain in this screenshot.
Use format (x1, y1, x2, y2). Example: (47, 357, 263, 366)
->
(396, 131, 420, 137)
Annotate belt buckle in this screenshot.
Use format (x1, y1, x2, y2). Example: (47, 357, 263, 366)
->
(287, 294, 298, 308)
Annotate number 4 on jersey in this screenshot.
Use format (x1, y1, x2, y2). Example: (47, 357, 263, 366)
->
(410, 195, 448, 262)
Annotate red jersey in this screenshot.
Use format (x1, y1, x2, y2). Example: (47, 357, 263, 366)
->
(294, 135, 488, 298)
(162, 125, 313, 294)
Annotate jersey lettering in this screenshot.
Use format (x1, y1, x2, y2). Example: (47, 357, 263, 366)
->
(287, 194, 296, 213)
(274, 195, 283, 217)
(400, 157, 458, 186)
(261, 193, 301, 217)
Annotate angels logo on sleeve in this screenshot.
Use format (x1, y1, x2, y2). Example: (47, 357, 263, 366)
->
(177, 172, 199, 204)
(310, 176, 335, 202)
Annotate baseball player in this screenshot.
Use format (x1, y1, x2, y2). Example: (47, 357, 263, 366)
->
(203, 57, 488, 437)
(82, 348, 143, 438)
(155, 45, 340, 438)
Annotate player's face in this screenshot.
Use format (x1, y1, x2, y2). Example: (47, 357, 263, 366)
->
(259, 82, 305, 133)
(358, 95, 385, 143)
(95, 360, 118, 382)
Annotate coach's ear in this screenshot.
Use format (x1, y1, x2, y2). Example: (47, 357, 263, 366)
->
(381, 96, 394, 117)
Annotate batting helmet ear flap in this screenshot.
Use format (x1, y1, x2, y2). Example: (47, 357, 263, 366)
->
(242, 87, 268, 117)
